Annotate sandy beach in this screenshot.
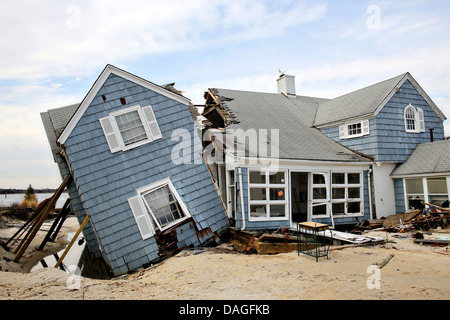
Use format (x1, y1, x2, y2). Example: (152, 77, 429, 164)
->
(0, 215, 449, 300)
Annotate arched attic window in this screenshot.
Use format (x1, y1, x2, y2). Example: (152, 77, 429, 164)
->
(404, 104, 425, 133)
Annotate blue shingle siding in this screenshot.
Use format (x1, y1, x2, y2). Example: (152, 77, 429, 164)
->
(393, 178, 406, 214)
(63, 73, 228, 276)
(320, 119, 378, 159)
(320, 81, 445, 163)
(375, 81, 444, 162)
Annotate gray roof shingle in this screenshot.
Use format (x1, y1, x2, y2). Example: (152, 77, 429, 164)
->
(41, 103, 79, 159)
(390, 140, 450, 177)
(211, 88, 371, 163)
(313, 73, 407, 126)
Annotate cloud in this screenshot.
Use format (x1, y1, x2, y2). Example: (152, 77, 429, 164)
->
(0, 0, 326, 80)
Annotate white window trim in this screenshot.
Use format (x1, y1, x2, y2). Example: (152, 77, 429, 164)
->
(339, 120, 370, 140)
(330, 172, 364, 218)
(131, 177, 191, 237)
(248, 170, 289, 221)
(99, 104, 162, 153)
(226, 170, 236, 219)
(310, 171, 331, 218)
(404, 104, 425, 133)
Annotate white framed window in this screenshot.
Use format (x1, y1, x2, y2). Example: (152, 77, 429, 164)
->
(339, 120, 369, 140)
(404, 177, 449, 210)
(99, 104, 162, 153)
(128, 178, 191, 239)
(405, 178, 425, 210)
(331, 172, 363, 217)
(404, 104, 425, 133)
(427, 177, 448, 207)
(248, 170, 288, 221)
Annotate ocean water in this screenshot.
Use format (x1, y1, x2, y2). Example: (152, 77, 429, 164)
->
(0, 192, 70, 209)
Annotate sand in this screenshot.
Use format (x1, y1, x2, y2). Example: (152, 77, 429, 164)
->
(0, 216, 449, 300)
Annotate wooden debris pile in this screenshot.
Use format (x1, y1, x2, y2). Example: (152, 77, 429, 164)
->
(352, 204, 449, 234)
(230, 227, 301, 255)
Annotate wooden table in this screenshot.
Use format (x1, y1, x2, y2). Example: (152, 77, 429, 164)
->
(297, 222, 332, 261)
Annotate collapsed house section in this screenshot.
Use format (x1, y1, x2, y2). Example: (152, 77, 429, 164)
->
(41, 65, 229, 276)
(201, 83, 374, 232)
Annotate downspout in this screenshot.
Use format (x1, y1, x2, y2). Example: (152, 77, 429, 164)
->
(238, 168, 246, 231)
(368, 166, 374, 219)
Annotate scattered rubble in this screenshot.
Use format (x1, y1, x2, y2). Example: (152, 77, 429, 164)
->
(353, 204, 449, 235)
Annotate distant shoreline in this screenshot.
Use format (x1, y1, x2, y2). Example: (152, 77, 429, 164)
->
(0, 188, 65, 194)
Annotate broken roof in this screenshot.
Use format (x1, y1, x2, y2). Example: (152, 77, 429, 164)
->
(390, 139, 450, 177)
(209, 88, 371, 163)
(41, 103, 79, 160)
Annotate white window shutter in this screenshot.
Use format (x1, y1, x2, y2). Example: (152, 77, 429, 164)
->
(142, 106, 162, 140)
(417, 108, 425, 132)
(362, 120, 370, 135)
(99, 116, 122, 153)
(128, 196, 155, 240)
(339, 125, 347, 140)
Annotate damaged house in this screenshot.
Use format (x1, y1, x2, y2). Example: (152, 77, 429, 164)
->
(201, 72, 447, 231)
(41, 65, 228, 276)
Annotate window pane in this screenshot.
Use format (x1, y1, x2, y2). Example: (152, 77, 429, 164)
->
(270, 205, 285, 217)
(332, 203, 345, 215)
(332, 188, 345, 199)
(269, 188, 285, 200)
(429, 195, 449, 207)
(348, 123, 362, 136)
(250, 204, 266, 217)
(249, 171, 265, 184)
(312, 204, 327, 216)
(348, 173, 360, 184)
(332, 173, 345, 184)
(269, 172, 285, 184)
(405, 179, 423, 194)
(405, 108, 416, 131)
(348, 202, 361, 214)
(348, 187, 361, 199)
(313, 174, 325, 185)
(427, 178, 447, 194)
(143, 184, 185, 228)
(408, 195, 424, 210)
(250, 188, 266, 200)
(228, 171, 235, 184)
(313, 188, 327, 200)
(115, 110, 148, 146)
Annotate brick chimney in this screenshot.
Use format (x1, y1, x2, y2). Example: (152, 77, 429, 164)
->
(277, 74, 296, 97)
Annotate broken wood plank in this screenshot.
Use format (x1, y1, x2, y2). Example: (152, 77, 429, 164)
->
(252, 241, 300, 255)
(259, 233, 297, 243)
(424, 203, 450, 212)
(374, 254, 394, 269)
(414, 239, 450, 245)
(383, 210, 422, 228)
(55, 214, 90, 268)
(13, 174, 72, 262)
(329, 241, 386, 251)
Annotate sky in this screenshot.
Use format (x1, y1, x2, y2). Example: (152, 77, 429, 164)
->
(0, 0, 449, 189)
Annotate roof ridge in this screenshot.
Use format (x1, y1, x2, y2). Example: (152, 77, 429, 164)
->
(322, 72, 407, 102)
